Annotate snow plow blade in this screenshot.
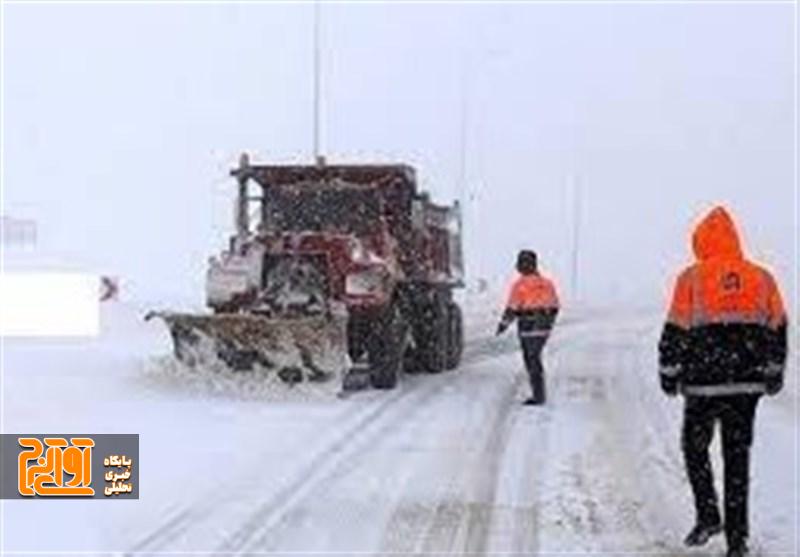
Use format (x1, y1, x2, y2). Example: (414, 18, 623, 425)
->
(145, 311, 349, 386)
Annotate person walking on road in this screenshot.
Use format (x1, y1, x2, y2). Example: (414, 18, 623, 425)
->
(496, 250, 560, 405)
(658, 206, 788, 557)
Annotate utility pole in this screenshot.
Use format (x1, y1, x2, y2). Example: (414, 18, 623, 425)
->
(570, 175, 582, 300)
(457, 61, 468, 206)
(312, 0, 322, 163)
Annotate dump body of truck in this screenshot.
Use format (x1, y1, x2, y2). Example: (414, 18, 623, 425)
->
(152, 154, 464, 390)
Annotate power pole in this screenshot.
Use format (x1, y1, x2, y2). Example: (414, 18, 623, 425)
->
(312, 0, 322, 163)
(457, 61, 468, 205)
(570, 175, 582, 300)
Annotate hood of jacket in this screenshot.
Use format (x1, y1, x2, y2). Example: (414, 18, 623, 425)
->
(692, 206, 743, 261)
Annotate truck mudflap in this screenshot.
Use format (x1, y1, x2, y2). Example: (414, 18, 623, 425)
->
(145, 311, 349, 386)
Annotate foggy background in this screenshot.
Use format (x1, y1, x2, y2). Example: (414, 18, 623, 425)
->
(2, 2, 796, 310)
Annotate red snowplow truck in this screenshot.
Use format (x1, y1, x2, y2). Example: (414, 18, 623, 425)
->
(150, 154, 465, 390)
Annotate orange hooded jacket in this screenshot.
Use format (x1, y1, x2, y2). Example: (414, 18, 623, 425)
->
(507, 274, 559, 312)
(499, 273, 560, 336)
(667, 206, 785, 330)
(659, 206, 788, 396)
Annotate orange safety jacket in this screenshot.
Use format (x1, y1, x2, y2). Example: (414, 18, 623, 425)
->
(658, 206, 788, 396)
(502, 274, 560, 336)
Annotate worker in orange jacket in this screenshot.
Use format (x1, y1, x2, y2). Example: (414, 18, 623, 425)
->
(659, 206, 788, 557)
(496, 250, 560, 405)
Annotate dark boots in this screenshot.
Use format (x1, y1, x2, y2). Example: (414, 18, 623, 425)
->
(726, 541, 749, 557)
(684, 521, 748, 555)
(684, 522, 722, 546)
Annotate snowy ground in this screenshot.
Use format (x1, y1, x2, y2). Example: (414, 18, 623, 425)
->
(1, 291, 796, 556)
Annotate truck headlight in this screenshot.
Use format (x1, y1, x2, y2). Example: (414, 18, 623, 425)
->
(345, 269, 385, 296)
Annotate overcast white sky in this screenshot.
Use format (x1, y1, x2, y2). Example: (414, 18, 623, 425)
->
(2, 2, 796, 310)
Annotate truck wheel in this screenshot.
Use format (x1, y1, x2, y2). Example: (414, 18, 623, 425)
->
(445, 302, 464, 370)
(347, 321, 369, 364)
(402, 345, 424, 374)
(369, 306, 406, 389)
(416, 295, 448, 374)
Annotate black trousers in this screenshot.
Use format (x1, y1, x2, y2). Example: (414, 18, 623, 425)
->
(519, 334, 548, 402)
(682, 394, 760, 545)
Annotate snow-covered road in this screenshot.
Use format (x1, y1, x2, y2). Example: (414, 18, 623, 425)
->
(2, 301, 796, 556)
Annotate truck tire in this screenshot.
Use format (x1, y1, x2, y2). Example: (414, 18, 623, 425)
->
(416, 294, 448, 374)
(445, 302, 463, 370)
(347, 320, 369, 365)
(369, 305, 406, 389)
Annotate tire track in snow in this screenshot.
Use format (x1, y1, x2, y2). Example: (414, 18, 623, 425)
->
(415, 373, 523, 555)
(453, 373, 521, 554)
(532, 319, 677, 553)
(126, 380, 417, 554)
(374, 332, 581, 555)
(219, 374, 457, 554)
(404, 325, 578, 555)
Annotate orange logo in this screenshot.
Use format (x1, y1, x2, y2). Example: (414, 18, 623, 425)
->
(18, 437, 95, 497)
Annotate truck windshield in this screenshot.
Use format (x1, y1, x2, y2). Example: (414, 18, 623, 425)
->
(264, 185, 382, 235)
